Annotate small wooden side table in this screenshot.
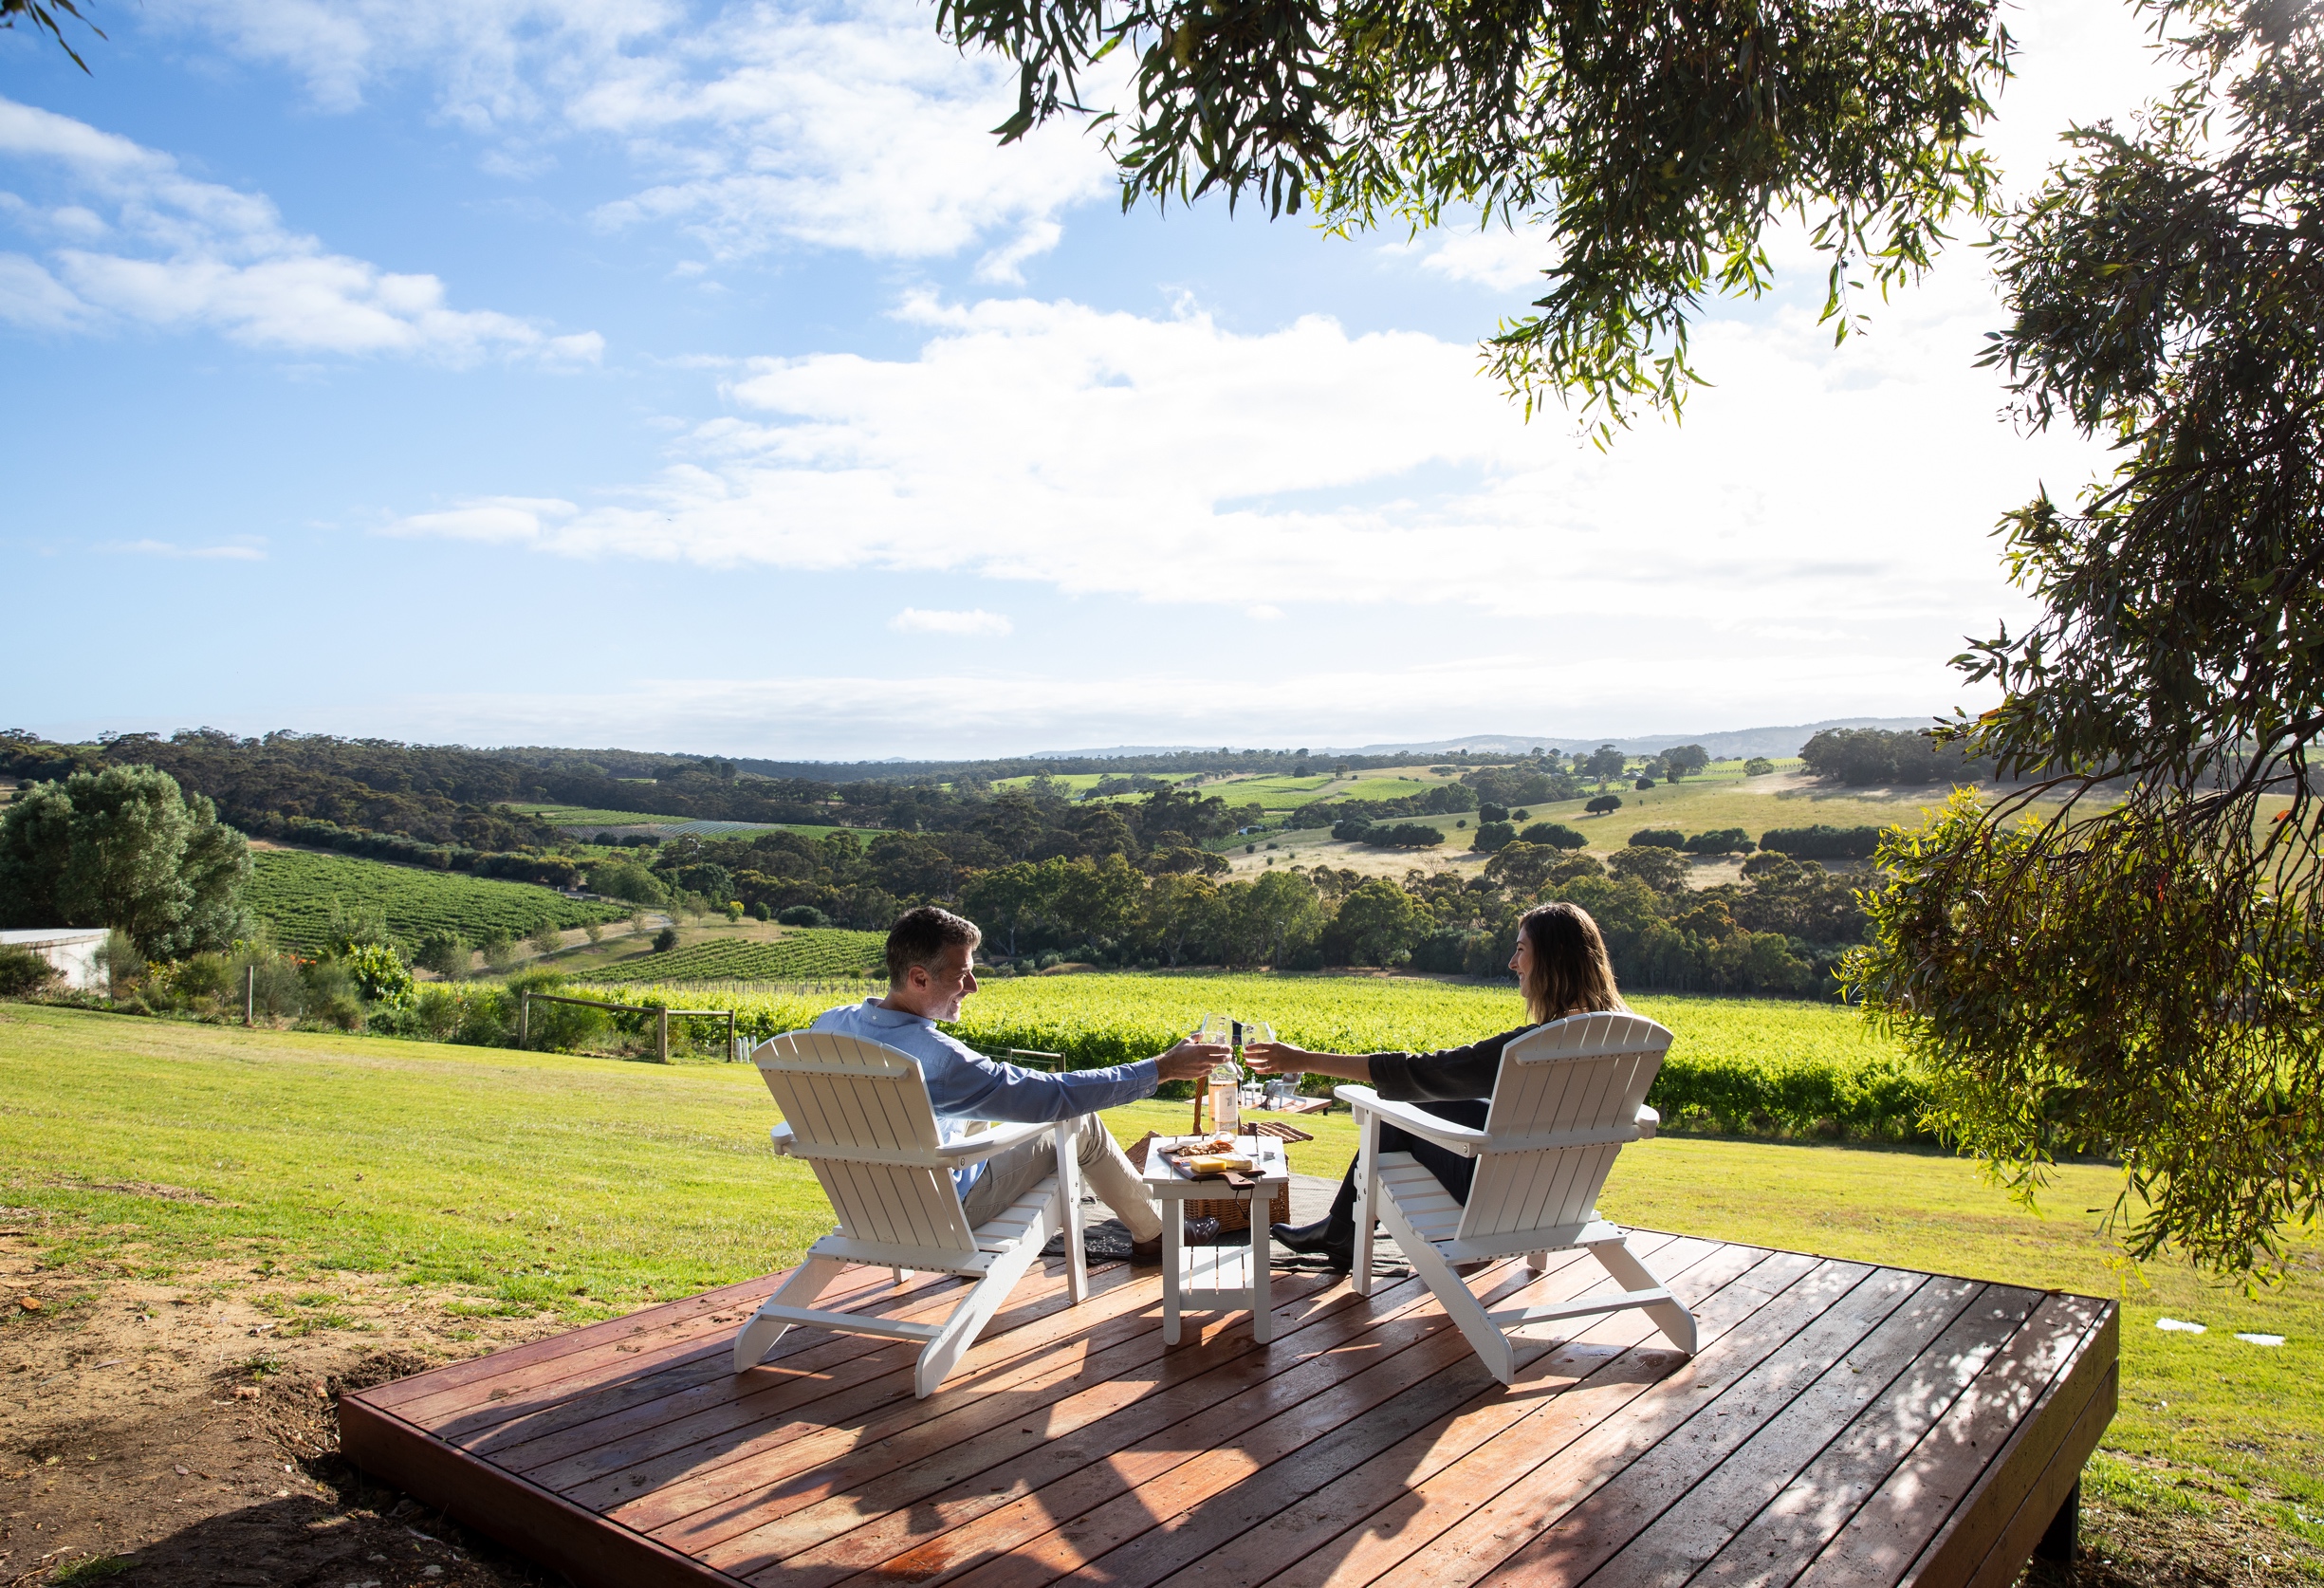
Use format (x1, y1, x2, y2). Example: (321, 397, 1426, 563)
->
(1140, 1134, 1291, 1345)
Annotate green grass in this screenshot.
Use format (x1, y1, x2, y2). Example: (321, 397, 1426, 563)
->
(499, 803, 682, 825)
(1, 1000, 2315, 1535)
(1200, 775, 1341, 809)
(498, 803, 888, 840)
(583, 930, 889, 983)
(246, 849, 630, 951)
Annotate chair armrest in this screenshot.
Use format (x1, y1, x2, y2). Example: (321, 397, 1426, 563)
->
(935, 1119, 1052, 1163)
(1635, 1104, 1659, 1140)
(769, 1122, 795, 1155)
(1334, 1085, 1487, 1157)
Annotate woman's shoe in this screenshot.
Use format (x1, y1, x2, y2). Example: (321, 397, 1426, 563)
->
(1269, 1217, 1355, 1271)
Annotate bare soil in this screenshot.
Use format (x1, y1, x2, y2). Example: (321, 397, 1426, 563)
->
(0, 1224, 561, 1588)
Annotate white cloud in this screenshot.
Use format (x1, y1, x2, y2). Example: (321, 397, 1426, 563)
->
(889, 607, 1012, 637)
(160, 0, 1113, 270)
(385, 277, 2101, 633)
(381, 495, 579, 542)
(1411, 225, 1551, 292)
(0, 97, 601, 360)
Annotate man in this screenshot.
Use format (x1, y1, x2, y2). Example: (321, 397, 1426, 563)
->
(810, 905, 1223, 1264)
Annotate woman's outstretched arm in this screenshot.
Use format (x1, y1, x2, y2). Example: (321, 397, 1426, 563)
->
(1242, 1042, 1367, 1082)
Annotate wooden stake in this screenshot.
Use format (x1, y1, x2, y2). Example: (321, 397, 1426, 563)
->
(244, 964, 253, 1027)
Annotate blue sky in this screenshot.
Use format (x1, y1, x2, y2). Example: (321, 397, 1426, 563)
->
(2, 0, 2174, 758)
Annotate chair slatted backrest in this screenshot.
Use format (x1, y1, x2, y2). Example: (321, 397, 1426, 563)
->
(752, 1030, 978, 1255)
(1459, 1011, 1674, 1242)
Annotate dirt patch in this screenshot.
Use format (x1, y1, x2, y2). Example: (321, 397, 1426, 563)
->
(2028, 1480, 2320, 1585)
(0, 1226, 567, 1587)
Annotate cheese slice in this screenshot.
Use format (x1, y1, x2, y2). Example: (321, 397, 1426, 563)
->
(1184, 1154, 1254, 1176)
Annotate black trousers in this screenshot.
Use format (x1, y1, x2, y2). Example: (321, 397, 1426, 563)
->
(1330, 1097, 1491, 1218)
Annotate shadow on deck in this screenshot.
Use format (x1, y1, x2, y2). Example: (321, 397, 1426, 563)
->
(341, 1231, 2116, 1587)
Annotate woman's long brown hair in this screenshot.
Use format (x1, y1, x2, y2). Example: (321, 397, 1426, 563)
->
(1518, 901, 1626, 1025)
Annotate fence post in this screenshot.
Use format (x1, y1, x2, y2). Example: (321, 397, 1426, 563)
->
(727, 1010, 737, 1062)
(519, 990, 529, 1049)
(656, 1006, 669, 1063)
(244, 964, 254, 1027)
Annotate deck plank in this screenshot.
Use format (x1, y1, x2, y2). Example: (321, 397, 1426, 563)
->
(804, 1254, 1611, 1588)
(1791, 1293, 2114, 1588)
(752, 1253, 1524, 1588)
(1387, 1253, 1858, 1588)
(1235, 1242, 1787, 1588)
(340, 1232, 2117, 1588)
(1689, 1283, 2045, 1587)
(520, 1262, 1141, 1491)
(627, 1268, 1347, 1558)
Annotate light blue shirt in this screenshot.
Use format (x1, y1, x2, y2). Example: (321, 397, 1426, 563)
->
(808, 999, 1161, 1197)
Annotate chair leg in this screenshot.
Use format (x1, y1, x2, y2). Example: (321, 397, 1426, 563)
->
(1588, 1236, 1696, 1355)
(915, 1238, 1041, 1397)
(1525, 1251, 1548, 1275)
(1352, 1111, 1379, 1297)
(1379, 1187, 1514, 1384)
(735, 1254, 847, 1372)
(1055, 1121, 1087, 1305)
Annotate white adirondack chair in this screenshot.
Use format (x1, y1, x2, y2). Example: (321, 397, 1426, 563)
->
(1336, 1010, 1696, 1385)
(733, 1029, 1087, 1398)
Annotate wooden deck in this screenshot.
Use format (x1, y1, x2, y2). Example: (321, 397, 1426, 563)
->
(341, 1233, 2116, 1587)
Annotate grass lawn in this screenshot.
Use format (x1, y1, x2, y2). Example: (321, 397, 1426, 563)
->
(2, 1003, 2316, 1561)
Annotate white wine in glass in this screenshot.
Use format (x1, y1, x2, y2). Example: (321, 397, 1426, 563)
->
(1191, 1012, 1233, 1133)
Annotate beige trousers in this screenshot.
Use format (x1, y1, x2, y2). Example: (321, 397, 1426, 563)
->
(960, 1115, 1163, 1242)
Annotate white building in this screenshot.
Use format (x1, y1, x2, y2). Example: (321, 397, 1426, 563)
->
(1, 929, 110, 991)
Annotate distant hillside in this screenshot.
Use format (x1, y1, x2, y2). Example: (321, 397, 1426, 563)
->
(1028, 719, 1939, 765)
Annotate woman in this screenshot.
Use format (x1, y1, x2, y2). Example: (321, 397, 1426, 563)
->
(1242, 900, 1627, 1271)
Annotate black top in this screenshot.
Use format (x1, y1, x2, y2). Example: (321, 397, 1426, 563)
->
(1365, 1025, 1538, 1103)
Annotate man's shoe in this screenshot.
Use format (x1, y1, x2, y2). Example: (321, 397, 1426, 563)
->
(1269, 1218, 1355, 1272)
(1129, 1217, 1227, 1265)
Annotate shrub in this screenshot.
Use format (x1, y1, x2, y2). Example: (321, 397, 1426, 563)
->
(414, 930, 468, 979)
(528, 920, 564, 957)
(1520, 822, 1588, 850)
(777, 904, 832, 928)
(0, 944, 59, 999)
(1365, 823, 1444, 849)
(1585, 794, 1624, 815)
(341, 943, 415, 1006)
(1683, 828, 1755, 856)
(1634, 776, 1657, 790)
(477, 929, 518, 973)
(588, 859, 668, 907)
(653, 926, 680, 952)
(1631, 828, 1686, 849)
(1744, 757, 1776, 776)
(1477, 803, 1510, 823)
(1760, 824, 1884, 859)
(162, 951, 229, 1004)
(1331, 818, 1374, 841)
(749, 901, 771, 921)
(411, 984, 464, 1042)
(1470, 821, 1517, 852)
(1608, 845, 1690, 891)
